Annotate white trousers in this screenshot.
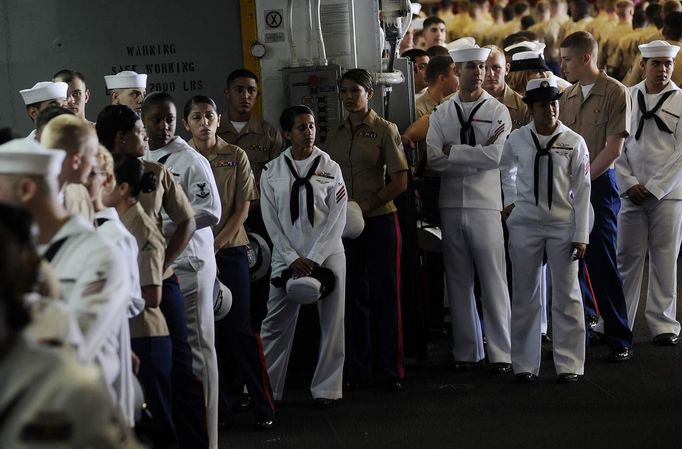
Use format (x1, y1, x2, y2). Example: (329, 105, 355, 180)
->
(508, 219, 585, 375)
(260, 252, 346, 401)
(440, 208, 511, 363)
(617, 198, 682, 336)
(175, 255, 219, 449)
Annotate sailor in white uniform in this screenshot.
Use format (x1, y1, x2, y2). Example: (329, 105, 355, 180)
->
(18, 81, 68, 141)
(0, 139, 134, 424)
(141, 92, 222, 448)
(616, 40, 682, 346)
(426, 43, 513, 373)
(259, 106, 347, 407)
(501, 78, 591, 383)
(105, 70, 148, 114)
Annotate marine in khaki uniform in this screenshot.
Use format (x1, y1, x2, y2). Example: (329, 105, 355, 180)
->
(484, 45, 531, 130)
(217, 69, 284, 184)
(95, 104, 209, 448)
(446, 2, 474, 42)
(559, 31, 634, 361)
(601, 1, 634, 71)
(326, 69, 408, 392)
(585, 0, 618, 43)
(185, 95, 276, 430)
(416, 55, 459, 119)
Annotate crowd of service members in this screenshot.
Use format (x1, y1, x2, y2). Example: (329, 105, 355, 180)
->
(1, 0, 682, 447)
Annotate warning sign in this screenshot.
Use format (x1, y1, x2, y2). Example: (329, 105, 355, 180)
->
(264, 10, 283, 29)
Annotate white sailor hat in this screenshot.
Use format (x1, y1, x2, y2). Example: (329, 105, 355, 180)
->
(104, 71, 148, 90)
(446, 36, 476, 50)
(504, 41, 546, 55)
(19, 81, 68, 106)
(285, 267, 336, 305)
(213, 278, 233, 321)
(411, 18, 425, 30)
(411, 3, 422, 15)
(523, 78, 562, 103)
(639, 40, 681, 59)
(343, 201, 365, 240)
(449, 43, 489, 63)
(0, 139, 65, 176)
(510, 50, 551, 72)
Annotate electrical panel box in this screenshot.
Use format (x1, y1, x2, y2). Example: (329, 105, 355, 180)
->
(282, 64, 343, 145)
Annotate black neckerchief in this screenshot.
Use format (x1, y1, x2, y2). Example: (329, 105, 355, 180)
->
(530, 130, 562, 209)
(454, 99, 487, 146)
(635, 89, 675, 140)
(284, 155, 322, 226)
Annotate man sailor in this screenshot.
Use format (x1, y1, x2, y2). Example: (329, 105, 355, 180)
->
(19, 81, 68, 141)
(105, 70, 148, 113)
(426, 42, 513, 374)
(616, 40, 682, 346)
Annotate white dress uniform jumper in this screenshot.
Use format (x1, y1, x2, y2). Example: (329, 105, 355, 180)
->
(426, 89, 513, 364)
(144, 136, 222, 448)
(616, 79, 682, 337)
(501, 121, 591, 375)
(259, 146, 348, 401)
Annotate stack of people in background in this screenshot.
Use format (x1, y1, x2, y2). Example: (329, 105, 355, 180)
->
(1, 0, 682, 447)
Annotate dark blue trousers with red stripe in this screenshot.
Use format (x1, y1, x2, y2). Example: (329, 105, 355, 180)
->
(345, 211, 405, 381)
(580, 170, 633, 349)
(215, 246, 275, 419)
(160, 275, 209, 449)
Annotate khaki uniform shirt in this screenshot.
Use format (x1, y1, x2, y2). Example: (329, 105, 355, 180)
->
(528, 19, 562, 60)
(585, 13, 616, 43)
(217, 115, 284, 184)
(325, 109, 409, 218)
(559, 71, 631, 161)
(501, 84, 531, 130)
(121, 202, 169, 338)
(63, 183, 95, 225)
(558, 17, 593, 48)
(602, 22, 633, 69)
(622, 39, 682, 87)
(447, 12, 474, 41)
(188, 137, 259, 248)
(416, 89, 440, 119)
(138, 160, 194, 278)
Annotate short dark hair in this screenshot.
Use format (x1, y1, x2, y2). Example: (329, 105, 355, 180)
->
(279, 105, 315, 132)
(521, 15, 536, 29)
(503, 5, 515, 21)
(664, 11, 682, 41)
(423, 16, 445, 29)
(35, 106, 74, 134)
(53, 69, 86, 84)
(572, 0, 592, 20)
(112, 153, 157, 198)
(95, 105, 139, 152)
(514, 1, 530, 16)
(340, 68, 373, 91)
(560, 31, 598, 57)
(426, 56, 454, 84)
(142, 92, 175, 117)
(426, 45, 450, 57)
(227, 69, 258, 88)
(401, 48, 429, 61)
(0, 127, 21, 145)
(646, 3, 664, 28)
(183, 95, 218, 121)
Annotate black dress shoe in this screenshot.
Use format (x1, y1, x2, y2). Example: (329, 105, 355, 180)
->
(541, 334, 552, 343)
(218, 418, 230, 431)
(586, 315, 598, 330)
(489, 363, 512, 375)
(514, 372, 538, 383)
(653, 333, 679, 346)
(452, 361, 476, 372)
(386, 378, 404, 392)
(255, 416, 276, 431)
(314, 398, 336, 409)
(588, 330, 607, 346)
(233, 393, 252, 412)
(607, 347, 632, 362)
(557, 373, 580, 384)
